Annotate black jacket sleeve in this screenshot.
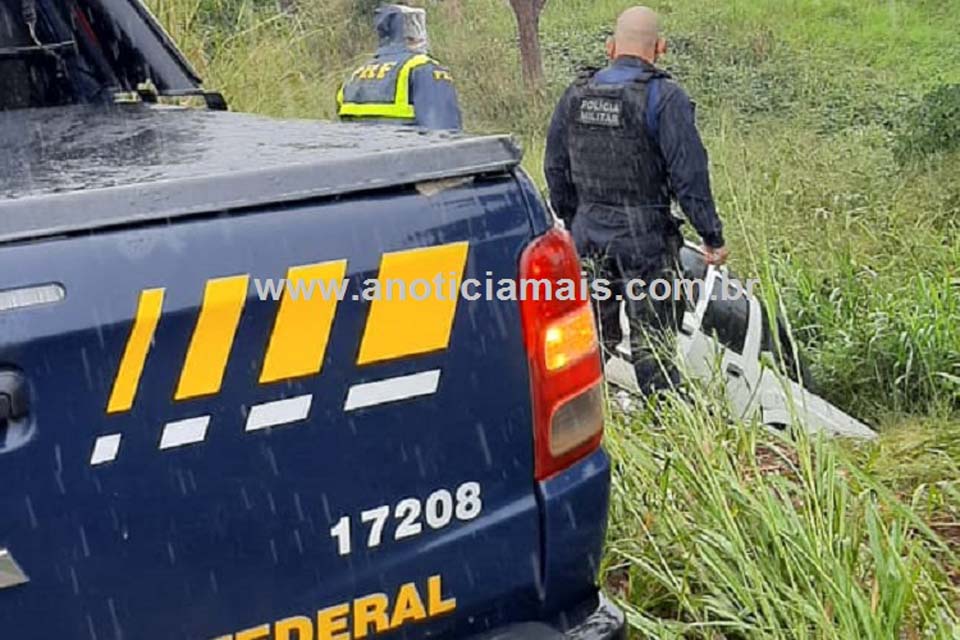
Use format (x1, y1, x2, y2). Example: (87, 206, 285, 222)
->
(656, 84, 725, 248)
(544, 86, 579, 226)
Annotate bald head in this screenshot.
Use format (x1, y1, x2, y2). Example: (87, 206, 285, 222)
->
(608, 6, 666, 63)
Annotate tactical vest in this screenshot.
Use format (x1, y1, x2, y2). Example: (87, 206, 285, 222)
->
(567, 69, 672, 216)
(337, 51, 434, 121)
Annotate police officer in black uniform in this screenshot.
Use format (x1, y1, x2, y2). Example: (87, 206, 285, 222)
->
(545, 5, 728, 396)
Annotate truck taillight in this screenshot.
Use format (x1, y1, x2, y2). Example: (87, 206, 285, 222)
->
(519, 228, 605, 481)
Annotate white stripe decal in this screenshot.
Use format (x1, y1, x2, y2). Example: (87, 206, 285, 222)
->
(0, 283, 65, 313)
(344, 370, 441, 412)
(90, 434, 122, 465)
(246, 394, 313, 432)
(159, 416, 210, 450)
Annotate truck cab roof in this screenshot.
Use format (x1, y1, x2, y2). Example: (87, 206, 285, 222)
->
(0, 103, 521, 245)
(0, 0, 202, 111)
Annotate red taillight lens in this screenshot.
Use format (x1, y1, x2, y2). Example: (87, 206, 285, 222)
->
(519, 228, 605, 481)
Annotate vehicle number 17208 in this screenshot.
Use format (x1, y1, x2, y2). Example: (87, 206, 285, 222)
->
(329, 481, 482, 556)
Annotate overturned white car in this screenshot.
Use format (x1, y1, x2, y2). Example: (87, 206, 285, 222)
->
(604, 243, 877, 439)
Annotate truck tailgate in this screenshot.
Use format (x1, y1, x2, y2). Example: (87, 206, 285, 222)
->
(0, 175, 543, 639)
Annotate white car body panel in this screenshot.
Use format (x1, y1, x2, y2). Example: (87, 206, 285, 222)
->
(604, 245, 877, 440)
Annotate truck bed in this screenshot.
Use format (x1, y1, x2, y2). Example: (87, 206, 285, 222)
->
(0, 103, 520, 244)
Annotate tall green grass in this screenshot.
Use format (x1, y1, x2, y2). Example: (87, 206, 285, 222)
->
(604, 388, 959, 638)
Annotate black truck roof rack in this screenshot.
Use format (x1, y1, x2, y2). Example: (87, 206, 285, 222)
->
(0, 104, 522, 245)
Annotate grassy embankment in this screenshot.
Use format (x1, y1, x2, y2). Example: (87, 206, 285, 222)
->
(148, 0, 960, 636)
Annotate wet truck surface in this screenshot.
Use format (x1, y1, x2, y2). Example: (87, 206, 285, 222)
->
(0, 3, 623, 638)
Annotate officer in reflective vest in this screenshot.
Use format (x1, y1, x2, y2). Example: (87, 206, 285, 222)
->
(337, 4, 462, 131)
(545, 6, 728, 396)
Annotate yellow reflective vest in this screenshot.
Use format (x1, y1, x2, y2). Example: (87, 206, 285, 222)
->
(337, 53, 434, 121)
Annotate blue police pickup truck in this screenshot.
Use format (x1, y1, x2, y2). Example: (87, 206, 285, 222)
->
(0, 1, 623, 639)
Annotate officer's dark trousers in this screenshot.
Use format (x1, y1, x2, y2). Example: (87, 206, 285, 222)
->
(571, 206, 686, 395)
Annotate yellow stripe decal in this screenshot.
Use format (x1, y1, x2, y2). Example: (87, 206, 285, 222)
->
(259, 260, 347, 384)
(175, 275, 249, 401)
(106, 288, 165, 414)
(357, 242, 469, 365)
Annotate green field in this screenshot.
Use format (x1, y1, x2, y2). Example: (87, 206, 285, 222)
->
(148, 0, 960, 636)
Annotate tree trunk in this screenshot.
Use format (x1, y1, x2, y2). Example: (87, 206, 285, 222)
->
(509, 0, 546, 89)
